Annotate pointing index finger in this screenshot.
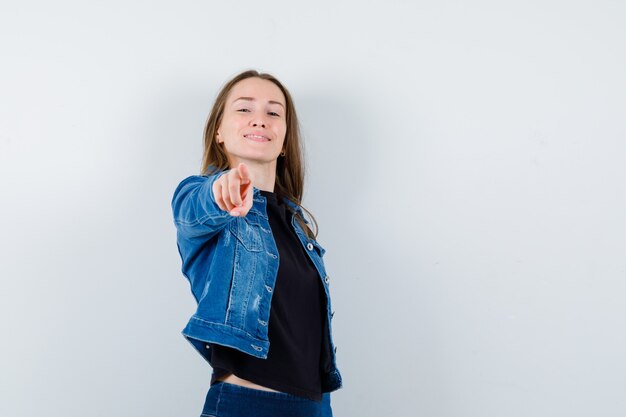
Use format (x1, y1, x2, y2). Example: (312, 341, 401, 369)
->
(238, 162, 250, 184)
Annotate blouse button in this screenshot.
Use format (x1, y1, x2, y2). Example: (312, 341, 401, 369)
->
(325, 275, 330, 284)
(307, 242, 314, 251)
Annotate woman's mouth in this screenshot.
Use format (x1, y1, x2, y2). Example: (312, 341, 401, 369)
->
(244, 134, 270, 142)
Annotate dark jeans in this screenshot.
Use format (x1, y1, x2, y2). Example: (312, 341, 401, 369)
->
(201, 381, 333, 417)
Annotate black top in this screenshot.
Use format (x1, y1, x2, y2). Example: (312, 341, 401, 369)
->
(209, 189, 327, 401)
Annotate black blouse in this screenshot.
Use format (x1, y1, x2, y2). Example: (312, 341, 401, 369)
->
(209, 189, 327, 401)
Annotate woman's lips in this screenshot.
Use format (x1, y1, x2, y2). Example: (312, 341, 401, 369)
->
(244, 134, 270, 142)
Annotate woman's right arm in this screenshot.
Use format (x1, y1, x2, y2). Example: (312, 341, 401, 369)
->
(171, 172, 234, 240)
(172, 163, 255, 240)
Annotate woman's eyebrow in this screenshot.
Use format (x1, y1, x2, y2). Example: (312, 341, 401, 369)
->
(233, 97, 285, 109)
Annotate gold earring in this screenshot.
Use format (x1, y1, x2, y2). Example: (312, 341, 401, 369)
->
(280, 150, 285, 157)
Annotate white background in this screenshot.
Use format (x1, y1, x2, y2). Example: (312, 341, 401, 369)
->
(1, 1, 625, 416)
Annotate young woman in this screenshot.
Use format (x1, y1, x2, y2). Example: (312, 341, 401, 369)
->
(171, 70, 342, 417)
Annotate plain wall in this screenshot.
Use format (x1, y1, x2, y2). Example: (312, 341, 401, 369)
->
(1, 1, 625, 416)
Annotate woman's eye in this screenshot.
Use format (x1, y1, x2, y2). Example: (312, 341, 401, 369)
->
(237, 108, 251, 113)
(268, 112, 280, 117)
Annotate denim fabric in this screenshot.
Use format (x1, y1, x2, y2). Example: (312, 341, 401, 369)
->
(201, 381, 333, 417)
(171, 169, 342, 393)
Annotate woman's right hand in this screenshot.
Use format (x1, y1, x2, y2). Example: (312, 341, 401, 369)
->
(212, 162, 254, 217)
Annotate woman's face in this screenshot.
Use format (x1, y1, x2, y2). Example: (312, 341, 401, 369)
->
(217, 77, 287, 169)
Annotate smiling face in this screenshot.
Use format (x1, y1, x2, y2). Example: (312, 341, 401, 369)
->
(216, 77, 287, 169)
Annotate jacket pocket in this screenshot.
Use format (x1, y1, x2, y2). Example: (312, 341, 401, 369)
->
(229, 214, 263, 252)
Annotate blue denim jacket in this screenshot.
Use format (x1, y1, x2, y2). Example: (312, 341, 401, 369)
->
(171, 170, 343, 392)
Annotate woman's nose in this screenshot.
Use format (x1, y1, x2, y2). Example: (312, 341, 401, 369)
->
(249, 115, 267, 128)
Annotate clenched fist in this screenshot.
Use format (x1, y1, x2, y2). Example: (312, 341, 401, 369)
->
(212, 162, 254, 217)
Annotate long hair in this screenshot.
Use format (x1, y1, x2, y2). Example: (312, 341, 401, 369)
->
(200, 69, 318, 239)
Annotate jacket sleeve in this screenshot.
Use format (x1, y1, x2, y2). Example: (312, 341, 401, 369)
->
(171, 172, 235, 240)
